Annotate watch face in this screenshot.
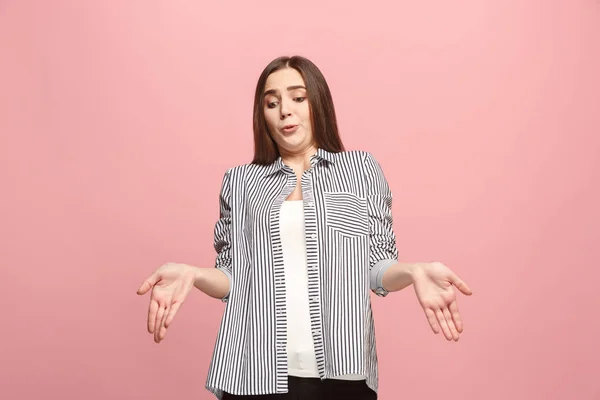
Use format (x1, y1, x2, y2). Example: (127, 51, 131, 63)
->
(375, 288, 388, 297)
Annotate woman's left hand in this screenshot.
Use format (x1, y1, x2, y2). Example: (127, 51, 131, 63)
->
(411, 262, 473, 341)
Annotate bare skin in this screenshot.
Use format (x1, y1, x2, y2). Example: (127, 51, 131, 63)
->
(137, 67, 473, 344)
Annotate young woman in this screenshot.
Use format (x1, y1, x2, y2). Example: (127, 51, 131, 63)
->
(137, 55, 473, 400)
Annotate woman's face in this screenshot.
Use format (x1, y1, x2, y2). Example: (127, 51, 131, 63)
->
(263, 68, 314, 156)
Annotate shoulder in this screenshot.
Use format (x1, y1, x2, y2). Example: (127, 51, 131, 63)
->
(336, 150, 389, 183)
(333, 149, 378, 167)
(220, 162, 269, 179)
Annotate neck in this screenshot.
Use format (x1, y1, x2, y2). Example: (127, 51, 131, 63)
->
(280, 145, 318, 169)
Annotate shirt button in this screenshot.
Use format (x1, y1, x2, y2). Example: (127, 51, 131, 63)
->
(307, 201, 314, 207)
(310, 234, 317, 239)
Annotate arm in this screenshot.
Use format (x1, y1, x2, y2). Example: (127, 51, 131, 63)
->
(203, 168, 233, 302)
(363, 153, 473, 340)
(363, 153, 429, 294)
(194, 267, 230, 300)
(380, 262, 419, 292)
(364, 152, 404, 296)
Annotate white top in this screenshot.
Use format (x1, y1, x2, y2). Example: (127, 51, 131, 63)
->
(279, 200, 364, 381)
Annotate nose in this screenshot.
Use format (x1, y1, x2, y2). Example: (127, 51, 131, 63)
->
(279, 99, 291, 119)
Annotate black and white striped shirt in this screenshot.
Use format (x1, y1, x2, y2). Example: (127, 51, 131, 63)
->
(205, 148, 399, 399)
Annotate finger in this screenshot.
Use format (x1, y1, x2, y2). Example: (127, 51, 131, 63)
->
(154, 305, 166, 343)
(147, 299, 159, 334)
(164, 300, 183, 328)
(450, 273, 472, 296)
(424, 308, 440, 334)
(137, 273, 159, 295)
(435, 308, 452, 340)
(443, 307, 460, 341)
(158, 305, 170, 341)
(449, 300, 463, 333)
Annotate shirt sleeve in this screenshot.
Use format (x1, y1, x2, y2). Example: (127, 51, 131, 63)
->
(364, 152, 399, 297)
(213, 169, 233, 302)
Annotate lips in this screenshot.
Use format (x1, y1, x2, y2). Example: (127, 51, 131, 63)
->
(281, 124, 298, 133)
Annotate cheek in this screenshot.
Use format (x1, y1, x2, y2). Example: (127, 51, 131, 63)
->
(302, 104, 312, 123)
(264, 111, 281, 136)
(264, 110, 277, 127)
(303, 111, 312, 129)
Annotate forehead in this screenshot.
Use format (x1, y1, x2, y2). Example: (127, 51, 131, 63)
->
(264, 68, 306, 91)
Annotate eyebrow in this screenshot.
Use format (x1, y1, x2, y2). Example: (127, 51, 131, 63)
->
(263, 85, 306, 97)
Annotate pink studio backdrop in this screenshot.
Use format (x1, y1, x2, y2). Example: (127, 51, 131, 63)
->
(1, 1, 599, 399)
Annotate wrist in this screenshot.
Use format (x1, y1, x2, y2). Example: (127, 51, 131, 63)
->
(407, 262, 426, 283)
(382, 262, 419, 293)
(193, 266, 205, 286)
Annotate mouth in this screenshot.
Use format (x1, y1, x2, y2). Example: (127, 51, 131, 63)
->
(281, 124, 298, 134)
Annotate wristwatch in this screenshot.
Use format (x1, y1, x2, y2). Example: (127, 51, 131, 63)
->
(374, 287, 389, 297)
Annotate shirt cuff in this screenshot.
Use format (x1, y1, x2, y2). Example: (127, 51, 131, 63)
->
(369, 259, 397, 295)
(217, 267, 232, 302)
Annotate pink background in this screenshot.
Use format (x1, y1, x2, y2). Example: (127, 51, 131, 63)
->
(2, 1, 599, 399)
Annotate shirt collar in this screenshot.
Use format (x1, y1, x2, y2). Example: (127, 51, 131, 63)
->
(263, 148, 336, 177)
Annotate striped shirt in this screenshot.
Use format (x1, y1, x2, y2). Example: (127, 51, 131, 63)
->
(205, 148, 399, 399)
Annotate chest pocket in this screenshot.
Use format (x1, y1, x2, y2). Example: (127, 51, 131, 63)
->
(323, 191, 369, 237)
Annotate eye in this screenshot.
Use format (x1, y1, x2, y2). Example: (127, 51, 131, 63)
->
(294, 97, 306, 103)
(266, 101, 278, 109)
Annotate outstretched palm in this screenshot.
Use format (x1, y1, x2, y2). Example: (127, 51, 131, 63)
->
(411, 262, 473, 341)
(137, 262, 197, 343)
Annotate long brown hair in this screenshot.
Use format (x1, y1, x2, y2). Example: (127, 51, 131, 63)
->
(251, 55, 345, 165)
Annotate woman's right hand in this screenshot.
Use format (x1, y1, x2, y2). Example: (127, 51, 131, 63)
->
(136, 262, 198, 343)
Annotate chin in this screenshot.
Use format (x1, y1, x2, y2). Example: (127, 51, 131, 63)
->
(284, 137, 307, 148)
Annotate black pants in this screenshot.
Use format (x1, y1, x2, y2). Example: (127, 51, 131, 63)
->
(222, 375, 377, 400)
